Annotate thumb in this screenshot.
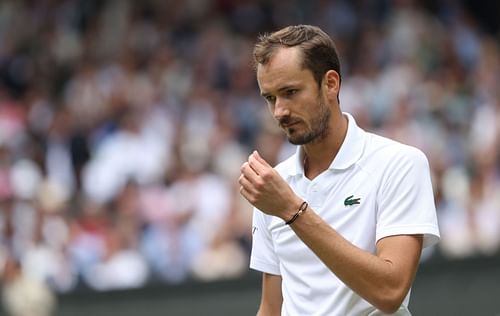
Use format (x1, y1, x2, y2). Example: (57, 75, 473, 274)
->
(253, 150, 271, 167)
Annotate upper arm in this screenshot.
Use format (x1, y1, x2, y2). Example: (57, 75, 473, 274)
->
(376, 146, 439, 248)
(257, 272, 283, 316)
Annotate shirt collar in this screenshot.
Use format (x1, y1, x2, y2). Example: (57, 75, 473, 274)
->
(291, 112, 366, 175)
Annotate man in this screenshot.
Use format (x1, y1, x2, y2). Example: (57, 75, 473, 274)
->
(239, 25, 440, 315)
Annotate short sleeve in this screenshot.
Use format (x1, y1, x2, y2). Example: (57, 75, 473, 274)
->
(249, 208, 281, 275)
(376, 147, 440, 248)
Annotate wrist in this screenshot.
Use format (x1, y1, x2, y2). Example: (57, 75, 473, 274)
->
(284, 199, 308, 225)
(280, 198, 302, 220)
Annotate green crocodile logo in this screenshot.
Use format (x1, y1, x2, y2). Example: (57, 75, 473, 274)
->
(344, 195, 361, 206)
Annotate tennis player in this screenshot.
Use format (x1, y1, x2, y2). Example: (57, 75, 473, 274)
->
(239, 25, 440, 315)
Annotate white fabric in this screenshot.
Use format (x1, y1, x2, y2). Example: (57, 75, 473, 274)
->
(250, 113, 440, 316)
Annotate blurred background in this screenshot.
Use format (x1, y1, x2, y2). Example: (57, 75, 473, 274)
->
(0, 0, 499, 315)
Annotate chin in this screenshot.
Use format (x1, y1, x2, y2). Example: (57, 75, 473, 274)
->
(287, 135, 307, 145)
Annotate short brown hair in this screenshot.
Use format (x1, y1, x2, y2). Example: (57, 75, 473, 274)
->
(253, 25, 341, 87)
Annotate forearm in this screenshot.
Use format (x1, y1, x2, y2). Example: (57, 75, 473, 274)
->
(289, 206, 421, 313)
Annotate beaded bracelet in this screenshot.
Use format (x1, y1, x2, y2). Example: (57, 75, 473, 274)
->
(285, 201, 308, 225)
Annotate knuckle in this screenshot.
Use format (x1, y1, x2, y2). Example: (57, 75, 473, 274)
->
(261, 171, 272, 181)
(254, 178, 264, 189)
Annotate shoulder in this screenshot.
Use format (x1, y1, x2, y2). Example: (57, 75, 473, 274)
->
(358, 133, 431, 182)
(364, 132, 429, 167)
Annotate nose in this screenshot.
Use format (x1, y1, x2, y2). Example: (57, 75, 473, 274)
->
(273, 97, 290, 120)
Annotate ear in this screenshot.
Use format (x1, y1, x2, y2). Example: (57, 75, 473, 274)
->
(323, 70, 340, 101)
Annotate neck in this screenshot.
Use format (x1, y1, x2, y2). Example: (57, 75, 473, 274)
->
(303, 112, 348, 179)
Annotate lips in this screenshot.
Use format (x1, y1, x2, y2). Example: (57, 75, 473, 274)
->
(281, 122, 299, 129)
(279, 118, 301, 129)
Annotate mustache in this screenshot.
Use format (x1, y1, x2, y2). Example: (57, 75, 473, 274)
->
(278, 116, 301, 127)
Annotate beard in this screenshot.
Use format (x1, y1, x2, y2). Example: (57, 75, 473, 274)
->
(280, 96, 331, 145)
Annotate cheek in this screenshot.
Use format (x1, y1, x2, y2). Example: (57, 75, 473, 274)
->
(301, 97, 321, 117)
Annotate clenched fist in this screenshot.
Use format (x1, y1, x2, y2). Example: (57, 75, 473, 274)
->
(239, 151, 302, 221)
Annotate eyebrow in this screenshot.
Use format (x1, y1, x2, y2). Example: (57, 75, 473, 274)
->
(260, 85, 298, 97)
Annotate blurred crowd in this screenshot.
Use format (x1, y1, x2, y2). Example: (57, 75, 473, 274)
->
(0, 0, 499, 312)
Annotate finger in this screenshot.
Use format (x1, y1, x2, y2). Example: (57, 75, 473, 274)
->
(253, 150, 272, 168)
(248, 151, 269, 175)
(239, 184, 249, 198)
(241, 162, 259, 182)
(239, 185, 255, 205)
(238, 174, 255, 192)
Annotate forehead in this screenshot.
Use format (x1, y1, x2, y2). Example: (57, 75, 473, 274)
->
(256, 47, 313, 93)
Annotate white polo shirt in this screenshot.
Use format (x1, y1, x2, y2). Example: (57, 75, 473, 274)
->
(250, 113, 440, 316)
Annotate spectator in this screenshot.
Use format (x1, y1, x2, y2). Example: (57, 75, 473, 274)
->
(0, 0, 498, 294)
